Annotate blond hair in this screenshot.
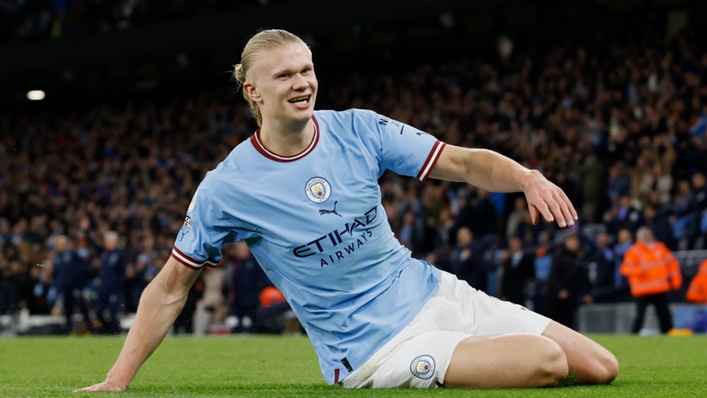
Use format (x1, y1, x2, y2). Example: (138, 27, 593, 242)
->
(233, 29, 308, 126)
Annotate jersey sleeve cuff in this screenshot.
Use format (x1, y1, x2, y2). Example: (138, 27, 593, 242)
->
(171, 247, 218, 269)
(416, 141, 446, 182)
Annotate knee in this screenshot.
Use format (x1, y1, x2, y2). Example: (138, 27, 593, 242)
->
(586, 351, 620, 385)
(537, 339, 569, 386)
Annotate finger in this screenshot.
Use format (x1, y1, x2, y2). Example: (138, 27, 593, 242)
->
(73, 385, 102, 393)
(73, 383, 112, 393)
(553, 191, 575, 227)
(530, 201, 554, 225)
(557, 189, 579, 220)
(547, 200, 568, 228)
(528, 204, 539, 225)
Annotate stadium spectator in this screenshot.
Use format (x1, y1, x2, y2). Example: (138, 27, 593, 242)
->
(448, 227, 488, 292)
(671, 180, 700, 250)
(451, 187, 498, 245)
(194, 265, 227, 336)
(546, 234, 592, 330)
(227, 242, 268, 334)
(604, 195, 643, 238)
(531, 230, 554, 315)
(575, 152, 605, 223)
(588, 232, 615, 291)
(505, 197, 529, 241)
(77, 29, 618, 392)
(621, 227, 682, 334)
(172, 273, 202, 335)
(95, 231, 126, 334)
(255, 285, 291, 334)
(642, 203, 676, 251)
(500, 237, 535, 306)
(613, 229, 634, 290)
(686, 259, 707, 304)
(606, 163, 631, 206)
(51, 235, 92, 334)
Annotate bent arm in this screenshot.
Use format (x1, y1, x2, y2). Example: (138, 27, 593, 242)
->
(430, 145, 577, 227)
(619, 249, 640, 278)
(430, 146, 532, 192)
(667, 256, 682, 290)
(75, 256, 201, 392)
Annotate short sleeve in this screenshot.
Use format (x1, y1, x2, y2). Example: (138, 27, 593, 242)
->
(171, 185, 235, 269)
(372, 112, 446, 181)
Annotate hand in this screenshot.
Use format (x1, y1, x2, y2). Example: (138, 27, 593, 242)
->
(523, 170, 578, 228)
(73, 379, 127, 393)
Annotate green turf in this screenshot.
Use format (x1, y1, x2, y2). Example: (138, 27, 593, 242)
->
(1, 334, 706, 397)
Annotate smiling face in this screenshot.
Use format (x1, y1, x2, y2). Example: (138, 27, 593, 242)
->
(243, 43, 317, 130)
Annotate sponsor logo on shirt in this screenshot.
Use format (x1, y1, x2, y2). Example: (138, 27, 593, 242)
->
(180, 216, 192, 241)
(293, 206, 378, 267)
(319, 201, 342, 217)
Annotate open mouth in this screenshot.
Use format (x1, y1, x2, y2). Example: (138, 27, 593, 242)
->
(288, 95, 311, 104)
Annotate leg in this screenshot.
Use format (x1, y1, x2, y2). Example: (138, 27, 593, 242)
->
(632, 296, 648, 334)
(108, 293, 122, 334)
(652, 293, 673, 333)
(95, 294, 106, 331)
(76, 293, 92, 332)
(542, 321, 619, 385)
(446, 334, 568, 388)
(62, 290, 75, 333)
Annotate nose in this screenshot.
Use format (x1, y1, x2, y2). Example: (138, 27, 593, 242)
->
(292, 73, 309, 90)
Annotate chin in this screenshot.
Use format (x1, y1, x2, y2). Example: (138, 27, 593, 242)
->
(293, 110, 314, 122)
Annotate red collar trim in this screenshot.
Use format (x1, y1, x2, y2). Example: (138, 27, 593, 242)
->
(250, 117, 319, 162)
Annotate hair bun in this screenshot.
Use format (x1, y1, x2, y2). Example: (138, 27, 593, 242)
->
(234, 64, 246, 83)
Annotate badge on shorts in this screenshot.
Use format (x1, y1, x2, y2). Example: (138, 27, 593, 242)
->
(410, 355, 436, 380)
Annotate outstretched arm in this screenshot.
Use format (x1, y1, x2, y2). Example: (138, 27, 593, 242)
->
(430, 145, 577, 228)
(74, 256, 202, 392)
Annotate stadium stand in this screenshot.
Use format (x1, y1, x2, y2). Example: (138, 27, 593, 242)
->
(1, 2, 707, 335)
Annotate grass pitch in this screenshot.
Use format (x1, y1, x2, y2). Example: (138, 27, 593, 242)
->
(1, 334, 706, 397)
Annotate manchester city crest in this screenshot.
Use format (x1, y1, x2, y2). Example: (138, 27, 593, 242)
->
(305, 177, 332, 203)
(410, 355, 435, 380)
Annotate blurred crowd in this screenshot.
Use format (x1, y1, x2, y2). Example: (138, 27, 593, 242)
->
(0, 0, 268, 47)
(2, 32, 707, 334)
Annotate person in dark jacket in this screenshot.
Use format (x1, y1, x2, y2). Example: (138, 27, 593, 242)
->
(501, 237, 535, 306)
(95, 231, 126, 334)
(51, 235, 92, 334)
(229, 242, 268, 333)
(605, 195, 643, 238)
(588, 232, 616, 290)
(643, 203, 676, 250)
(449, 227, 488, 292)
(546, 234, 593, 330)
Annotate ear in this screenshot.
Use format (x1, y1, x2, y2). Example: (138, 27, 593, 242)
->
(243, 82, 263, 104)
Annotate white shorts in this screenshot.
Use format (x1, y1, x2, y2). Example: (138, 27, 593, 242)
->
(340, 271, 551, 389)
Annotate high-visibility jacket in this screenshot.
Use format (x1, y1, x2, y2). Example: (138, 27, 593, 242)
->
(620, 241, 682, 297)
(687, 260, 707, 303)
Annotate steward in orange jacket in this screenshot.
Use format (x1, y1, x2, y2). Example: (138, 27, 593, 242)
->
(620, 227, 682, 333)
(687, 259, 707, 304)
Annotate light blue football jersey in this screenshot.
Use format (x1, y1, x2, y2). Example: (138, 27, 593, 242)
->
(172, 109, 445, 384)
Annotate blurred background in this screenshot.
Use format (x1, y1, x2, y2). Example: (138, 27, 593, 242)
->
(1, 0, 706, 337)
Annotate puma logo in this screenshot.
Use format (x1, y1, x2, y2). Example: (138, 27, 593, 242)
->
(319, 201, 342, 217)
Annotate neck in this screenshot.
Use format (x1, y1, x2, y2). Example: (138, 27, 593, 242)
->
(258, 117, 314, 157)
